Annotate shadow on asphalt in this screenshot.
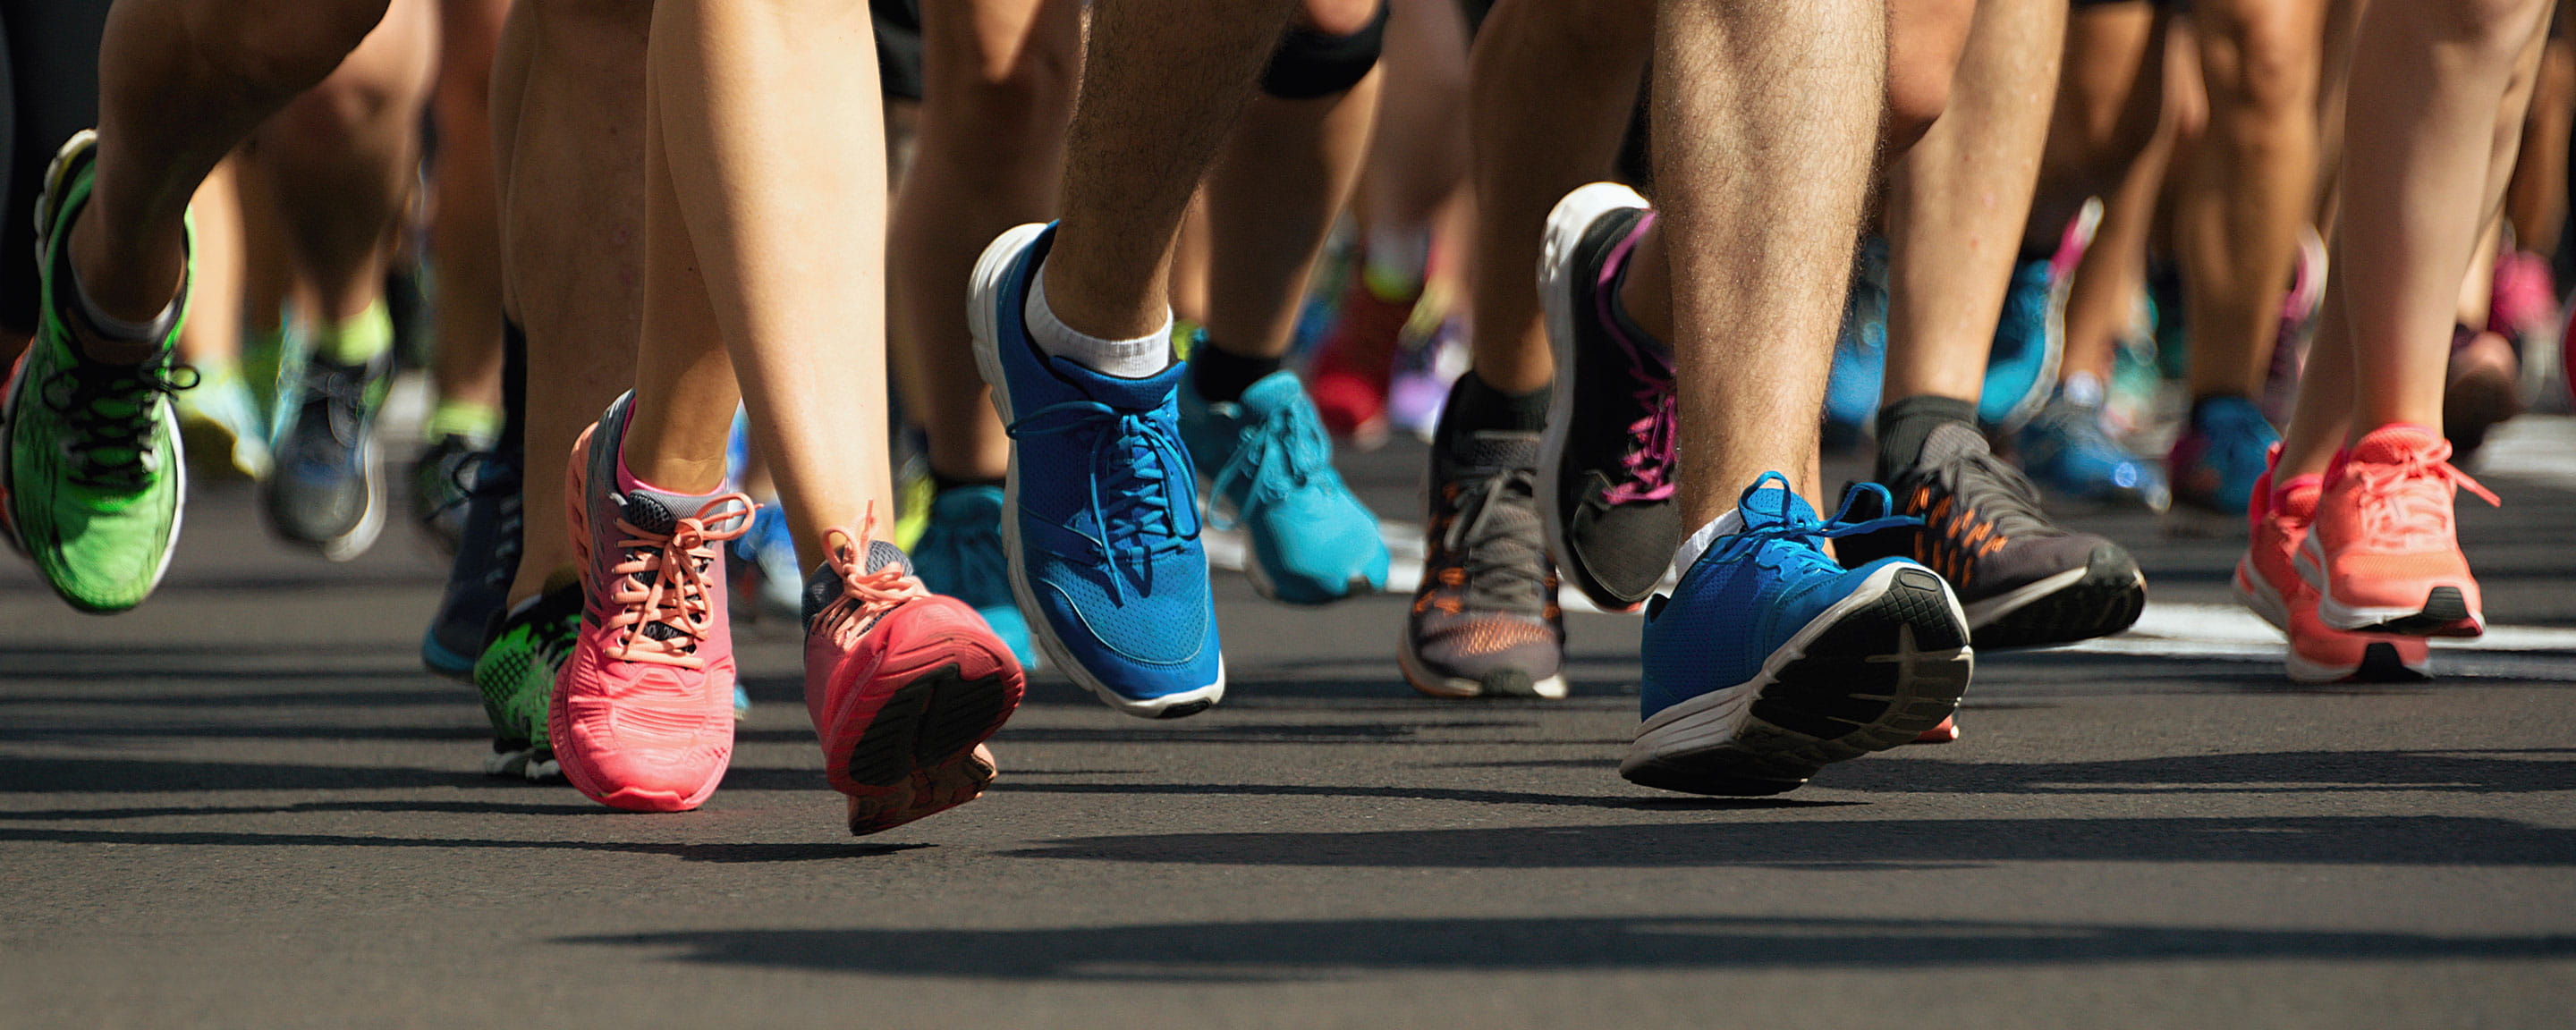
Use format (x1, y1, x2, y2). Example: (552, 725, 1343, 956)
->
(0, 825, 920, 862)
(564, 915, 2576, 979)
(988, 780, 1859, 812)
(1003, 815, 2576, 867)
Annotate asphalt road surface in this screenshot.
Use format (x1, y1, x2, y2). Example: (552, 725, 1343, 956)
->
(4, 415, 2573, 1028)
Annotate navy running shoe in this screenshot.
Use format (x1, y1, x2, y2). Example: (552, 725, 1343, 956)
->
(1622, 475, 1972, 796)
(969, 223, 1224, 719)
(420, 440, 522, 680)
(1180, 367, 1389, 604)
(912, 483, 1038, 669)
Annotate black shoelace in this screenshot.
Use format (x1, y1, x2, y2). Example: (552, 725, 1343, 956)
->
(38, 356, 196, 490)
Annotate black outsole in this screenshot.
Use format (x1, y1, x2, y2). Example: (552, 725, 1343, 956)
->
(2354, 587, 2477, 637)
(2350, 642, 2432, 683)
(1153, 698, 1216, 720)
(1972, 545, 2148, 650)
(843, 665, 1016, 788)
(1623, 568, 1971, 797)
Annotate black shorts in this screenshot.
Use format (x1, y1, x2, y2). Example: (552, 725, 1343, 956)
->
(0, 0, 112, 338)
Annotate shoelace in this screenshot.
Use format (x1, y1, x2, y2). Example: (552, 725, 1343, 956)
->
(1716, 473, 1919, 572)
(38, 355, 197, 490)
(1906, 445, 2055, 583)
(1425, 464, 1550, 615)
(1206, 395, 1333, 527)
(278, 361, 376, 469)
(813, 507, 928, 639)
(1007, 399, 1196, 604)
(604, 494, 754, 668)
(1590, 219, 1679, 506)
(2350, 442, 2500, 541)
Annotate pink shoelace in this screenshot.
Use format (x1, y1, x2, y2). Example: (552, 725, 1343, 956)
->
(604, 494, 754, 668)
(1591, 209, 1677, 505)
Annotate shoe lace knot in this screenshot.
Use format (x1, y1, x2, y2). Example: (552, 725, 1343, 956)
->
(605, 494, 754, 668)
(2351, 442, 2499, 538)
(38, 354, 197, 489)
(1430, 464, 1550, 613)
(1718, 473, 1919, 573)
(1207, 393, 1335, 526)
(1008, 399, 1197, 603)
(813, 506, 928, 639)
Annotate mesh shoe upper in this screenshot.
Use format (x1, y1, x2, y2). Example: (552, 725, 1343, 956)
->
(1404, 429, 1563, 697)
(1180, 367, 1389, 604)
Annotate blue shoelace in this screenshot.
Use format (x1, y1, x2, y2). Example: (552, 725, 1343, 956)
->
(1712, 473, 1919, 574)
(1205, 395, 1334, 529)
(1009, 399, 1197, 603)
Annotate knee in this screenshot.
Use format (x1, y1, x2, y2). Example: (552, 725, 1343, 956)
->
(196, 0, 391, 101)
(2199, 4, 2318, 114)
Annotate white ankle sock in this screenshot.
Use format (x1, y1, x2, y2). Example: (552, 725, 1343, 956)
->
(1670, 508, 1747, 578)
(1024, 259, 1174, 379)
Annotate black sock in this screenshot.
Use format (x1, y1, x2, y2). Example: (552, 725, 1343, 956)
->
(1873, 394, 1978, 484)
(1190, 344, 1284, 403)
(930, 469, 1005, 495)
(1436, 369, 1550, 444)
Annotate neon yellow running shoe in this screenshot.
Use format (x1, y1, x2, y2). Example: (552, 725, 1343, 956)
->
(2, 131, 194, 613)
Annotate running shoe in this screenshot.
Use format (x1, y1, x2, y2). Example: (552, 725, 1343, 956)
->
(1980, 256, 2061, 429)
(725, 499, 809, 621)
(1386, 315, 1465, 443)
(1538, 183, 1680, 612)
(1182, 367, 1389, 604)
(474, 582, 580, 780)
(2014, 377, 2172, 512)
(2234, 447, 2430, 682)
(174, 366, 269, 480)
(409, 434, 483, 553)
(1, 131, 191, 614)
(420, 441, 521, 680)
(1822, 237, 1890, 451)
(1306, 261, 1415, 448)
(1402, 424, 1564, 699)
(968, 223, 1224, 719)
(2487, 247, 2557, 352)
(802, 517, 1024, 835)
(1841, 421, 2145, 648)
(2444, 325, 2521, 462)
(2166, 393, 2279, 531)
(911, 483, 1037, 668)
(2261, 226, 2328, 426)
(550, 394, 755, 812)
(1622, 476, 1971, 796)
(261, 345, 394, 561)
(2297, 424, 2498, 637)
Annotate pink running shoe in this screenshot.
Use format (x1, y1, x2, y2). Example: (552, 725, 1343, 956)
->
(2235, 446, 2429, 681)
(552, 395, 755, 813)
(2488, 248, 2559, 350)
(803, 514, 1025, 836)
(2296, 426, 2498, 637)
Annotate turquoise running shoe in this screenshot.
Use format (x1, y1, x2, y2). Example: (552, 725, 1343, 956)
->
(1180, 365, 1389, 604)
(1822, 236, 1889, 450)
(2015, 377, 2171, 513)
(1621, 475, 1971, 796)
(2165, 393, 2279, 528)
(912, 483, 1038, 669)
(969, 222, 1223, 719)
(2, 131, 193, 614)
(1980, 256, 2060, 429)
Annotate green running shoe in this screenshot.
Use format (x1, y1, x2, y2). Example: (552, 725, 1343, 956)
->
(2, 131, 193, 614)
(472, 582, 580, 781)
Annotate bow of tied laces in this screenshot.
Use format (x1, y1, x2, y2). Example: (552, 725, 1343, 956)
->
(2353, 443, 2500, 536)
(1007, 399, 1196, 603)
(606, 494, 755, 668)
(1207, 399, 1330, 528)
(1606, 342, 1678, 505)
(816, 506, 926, 638)
(1716, 473, 1921, 569)
(41, 357, 198, 489)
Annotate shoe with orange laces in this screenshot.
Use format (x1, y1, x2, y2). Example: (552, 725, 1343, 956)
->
(551, 395, 755, 813)
(2298, 424, 2500, 637)
(2235, 445, 2430, 681)
(802, 514, 1024, 836)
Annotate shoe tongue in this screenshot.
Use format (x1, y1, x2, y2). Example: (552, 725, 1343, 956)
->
(1048, 353, 1185, 409)
(1233, 369, 1303, 413)
(616, 489, 689, 536)
(1455, 430, 1542, 470)
(2350, 425, 2444, 465)
(1916, 421, 1991, 467)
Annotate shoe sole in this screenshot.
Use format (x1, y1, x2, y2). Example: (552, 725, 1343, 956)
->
(826, 604, 1025, 835)
(1537, 182, 1657, 615)
(2295, 535, 2484, 637)
(1620, 564, 1972, 796)
(2285, 642, 2432, 684)
(1, 131, 187, 613)
(1396, 631, 1568, 700)
(2233, 558, 2292, 632)
(1962, 545, 2146, 649)
(968, 222, 1224, 721)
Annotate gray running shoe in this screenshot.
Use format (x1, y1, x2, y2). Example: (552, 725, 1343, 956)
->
(1401, 428, 1565, 699)
(260, 350, 393, 561)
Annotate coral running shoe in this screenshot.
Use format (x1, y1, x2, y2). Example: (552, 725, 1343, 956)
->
(969, 223, 1224, 719)
(1402, 418, 1564, 699)
(2298, 425, 2497, 637)
(1538, 183, 1681, 612)
(1623, 476, 1971, 796)
(2235, 447, 2429, 682)
(1181, 367, 1389, 604)
(551, 394, 755, 812)
(802, 516, 1024, 835)
(2, 131, 192, 614)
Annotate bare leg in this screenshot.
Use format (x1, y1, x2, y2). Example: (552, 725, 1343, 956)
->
(2051, 5, 2168, 386)
(888, 0, 1080, 485)
(426, 0, 512, 428)
(1656, 0, 1883, 519)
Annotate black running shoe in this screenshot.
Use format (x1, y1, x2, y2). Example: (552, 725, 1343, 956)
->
(1842, 422, 2146, 648)
(410, 434, 482, 554)
(260, 350, 394, 561)
(419, 440, 522, 680)
(1402, 427, 1566, 699)
(1538, 182, 1680, 612)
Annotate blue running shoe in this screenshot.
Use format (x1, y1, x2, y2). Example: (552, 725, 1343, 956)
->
(1822, 236, 1889, 451)
(1980, 256, 2060, 429)
(2165, 393, 2278, 532)
(2014, 379, 2171, 513)
(912, 483, 1038, 668)
(1181, 366, 1389, 604)
(969, 223, 1224, 719)
(1622, 475, 1972, 796)
(726, 500, 807, 621)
